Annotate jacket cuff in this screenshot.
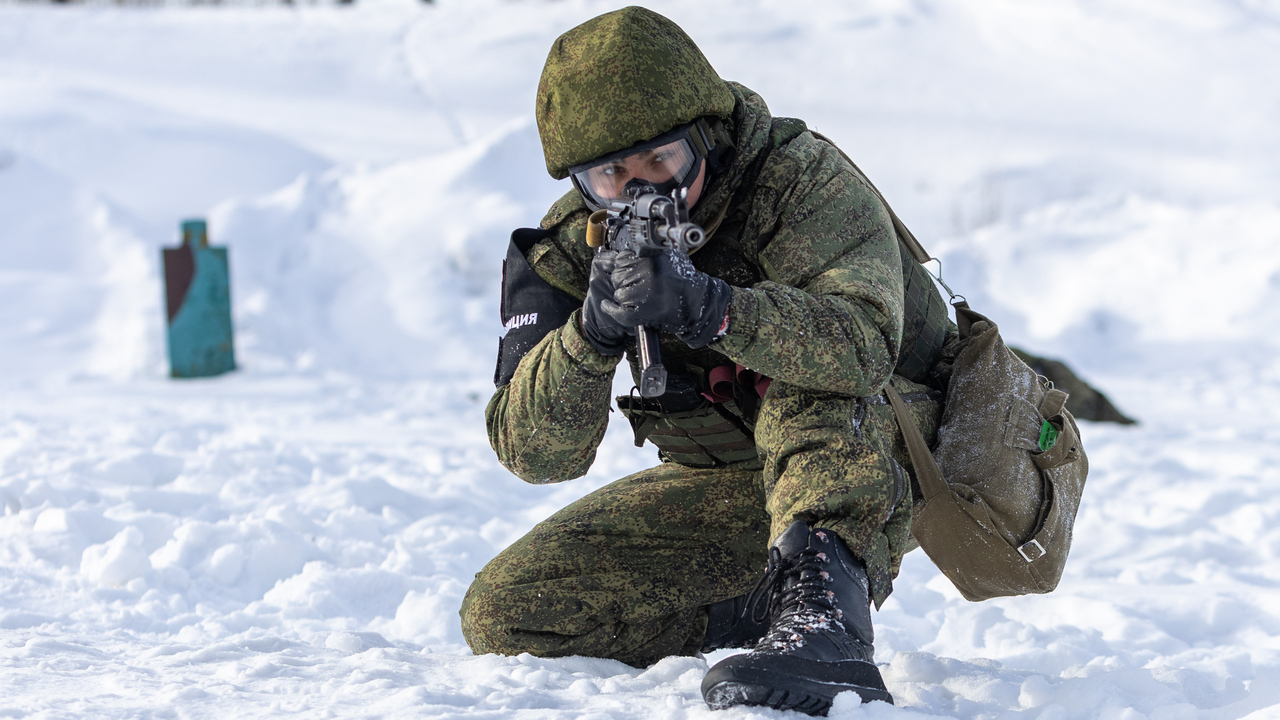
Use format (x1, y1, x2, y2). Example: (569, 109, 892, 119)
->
(560, 308, 624, 374)
(711, 286, 759, 356)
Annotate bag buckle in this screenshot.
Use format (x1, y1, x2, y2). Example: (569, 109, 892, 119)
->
(1018, 539, 1046, 563)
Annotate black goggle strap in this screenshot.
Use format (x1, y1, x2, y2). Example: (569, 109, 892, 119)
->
(696, 117, 735, 175)
(690, 121, 712, 159)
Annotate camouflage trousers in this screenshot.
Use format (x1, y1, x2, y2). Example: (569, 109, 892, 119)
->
(460, 376, 941, 667)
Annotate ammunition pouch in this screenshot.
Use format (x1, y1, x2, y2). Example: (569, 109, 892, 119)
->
(616, 373, 758, 468)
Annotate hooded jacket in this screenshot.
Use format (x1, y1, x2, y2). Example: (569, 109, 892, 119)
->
(487, 83, 906, 484)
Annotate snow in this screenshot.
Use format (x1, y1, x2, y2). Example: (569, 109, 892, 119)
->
(1, 0, 1278, 717)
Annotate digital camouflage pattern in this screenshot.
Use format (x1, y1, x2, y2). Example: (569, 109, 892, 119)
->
(461, 462, 770, 667)
(536, 6, 735, 179)
(464, 375, 941, 666)
(485, 83, 908, 487)
(521, 85, 906, 400)
(476, 77, 933, 630)
(469, 1, 957, 661)
(758, 376, 941, 600)
(484, 308, 620, 484)
(469, 6, 1113, 662)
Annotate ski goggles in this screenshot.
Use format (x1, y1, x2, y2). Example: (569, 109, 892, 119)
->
(569, 123, 712, 211)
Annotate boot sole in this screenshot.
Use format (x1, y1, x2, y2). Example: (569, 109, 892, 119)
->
(702, 655, 893, 716)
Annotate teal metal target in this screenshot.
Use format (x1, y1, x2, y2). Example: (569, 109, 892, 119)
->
(162, 219, 236, 379)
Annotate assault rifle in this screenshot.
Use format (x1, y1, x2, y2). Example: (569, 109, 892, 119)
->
(585, 186, 709, 398)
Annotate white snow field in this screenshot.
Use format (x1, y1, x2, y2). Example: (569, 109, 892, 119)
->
(2, 0, 1279, 717)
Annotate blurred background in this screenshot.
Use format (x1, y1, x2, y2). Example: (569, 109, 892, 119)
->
(2, 0, 1276, 390)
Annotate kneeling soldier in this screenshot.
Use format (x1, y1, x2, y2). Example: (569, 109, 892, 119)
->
(460, 7, 957, 715)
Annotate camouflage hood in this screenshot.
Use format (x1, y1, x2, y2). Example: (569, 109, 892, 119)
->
(536, 6, 736, 180)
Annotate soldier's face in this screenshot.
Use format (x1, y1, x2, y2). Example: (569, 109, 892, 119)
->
(577, 139, 705, 206)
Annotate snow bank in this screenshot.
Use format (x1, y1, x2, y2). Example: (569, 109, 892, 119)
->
(210, 117, 561, 379)
(1, 0, 1279, 718)
(937, 192, 1280, 349)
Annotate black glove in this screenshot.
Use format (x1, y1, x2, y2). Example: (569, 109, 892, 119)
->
(603, 248, 733, 349)
(581, 250, 631, 356)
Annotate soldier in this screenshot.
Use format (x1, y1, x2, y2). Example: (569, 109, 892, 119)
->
(459, 6, 957, 715)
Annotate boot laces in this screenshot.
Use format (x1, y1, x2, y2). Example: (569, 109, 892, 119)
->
(744, 544, 843, 636)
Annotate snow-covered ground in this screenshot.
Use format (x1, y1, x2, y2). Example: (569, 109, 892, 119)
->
(1, 0, 1279, 717)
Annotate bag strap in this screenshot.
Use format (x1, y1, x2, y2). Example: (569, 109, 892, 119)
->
(810, 131, 933, 265)
(847, 156, 945, 496)
(884, 384, 948, 502)
(816, 135, 952, 502)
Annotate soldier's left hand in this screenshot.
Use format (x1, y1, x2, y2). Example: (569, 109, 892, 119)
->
(603, 248, 733, 349)
(582, 250, 632, 356)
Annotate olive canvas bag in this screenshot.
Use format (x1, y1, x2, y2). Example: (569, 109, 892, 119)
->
(885, 303, 1088, 601)
(835, 148, 1090, 601)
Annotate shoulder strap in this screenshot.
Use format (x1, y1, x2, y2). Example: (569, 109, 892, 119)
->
(807, 131, 932, 265)
(885, 384, 948, 501)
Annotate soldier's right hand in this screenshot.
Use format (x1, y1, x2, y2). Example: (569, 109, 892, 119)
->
(582, 250, 631, 356)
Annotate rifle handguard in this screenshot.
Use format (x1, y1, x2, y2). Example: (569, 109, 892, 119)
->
(586, 187, 707, 398)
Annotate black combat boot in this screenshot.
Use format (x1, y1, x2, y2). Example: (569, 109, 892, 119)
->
(701, 521, 893, 715)
(701, 593, 769, 652)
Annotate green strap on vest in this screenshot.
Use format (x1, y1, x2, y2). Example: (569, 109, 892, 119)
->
(897, 254, 951, 384)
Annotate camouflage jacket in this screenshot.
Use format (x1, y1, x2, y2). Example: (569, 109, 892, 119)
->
(486, 83, 906, 484)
